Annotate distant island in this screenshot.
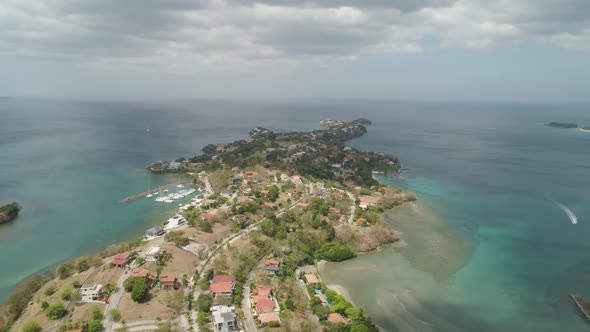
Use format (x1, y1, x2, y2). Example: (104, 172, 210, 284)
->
(581, 127, 590, 132)
(0, 202, 21, 225)
(546, 122, 579, 129)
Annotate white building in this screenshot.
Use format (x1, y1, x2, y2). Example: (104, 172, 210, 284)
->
(211, 305, 238, 332)
(145, 246, 161, 262)
(80, 283, 103, 302)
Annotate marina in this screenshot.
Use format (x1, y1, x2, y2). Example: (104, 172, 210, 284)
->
(118, 181, 192, 203)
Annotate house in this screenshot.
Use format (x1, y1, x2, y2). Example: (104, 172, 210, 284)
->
(343, 180, 354, 187)
(203, 199, 217, 206)
(231, 166, 240, 171)
(145, 226, 164, 238)
(280, 174, 290, 182)
(356, 218, 367, 226)
(159, 274, 177, 290)
(261, 258, 281, 272)
(80, 283, 103, 302)
(296, 203, 309, 209)
(316, 182, 325, 189)
(314, 290, 330, 306)
(256, 286, 272, 299)
(256, 298, 276, 314)
(328, 207, 341, 215)
(212, 305, 238, 332)
(304, 273, 319, 284)
(332, 191, 342, 198)
(111, 253, 130, 267)
(245, 171, 257, 178)
(210, 275, 235, 297)
(202, 213, 216, 221)
(130, 268, 150, 279)
(258, 312, 280, 325)
(327, 313, 347, 324)
(359, 199, 374, 210)
(291, 175, 303, 184)
(145, 246, 161, 262)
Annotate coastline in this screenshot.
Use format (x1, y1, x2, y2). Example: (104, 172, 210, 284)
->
(2, 118, 408, 332)
(578, 128, 590, 133)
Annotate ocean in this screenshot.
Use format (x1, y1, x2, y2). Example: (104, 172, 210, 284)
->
(1, 98, 589, 331)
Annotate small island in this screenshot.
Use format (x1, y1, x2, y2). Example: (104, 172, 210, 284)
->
(0, 202, 21, 225)
(546, 122, 578, 129)
(581, 127, 590, 132)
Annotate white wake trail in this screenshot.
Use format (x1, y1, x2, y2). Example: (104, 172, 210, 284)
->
(551, 199, 578, 224)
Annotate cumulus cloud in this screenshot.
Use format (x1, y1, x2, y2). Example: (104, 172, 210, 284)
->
(0, 0, 588, 72)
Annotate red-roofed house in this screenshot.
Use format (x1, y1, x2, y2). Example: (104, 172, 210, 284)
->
(256, 286, 272, 299)
(327, 313, 347, 324)
(261, 258, 281, 272)
(130, 268, 150, 279)
(328, 207, 341, 215)
(245, 171, 257, 178)
(258, 312, 280, 325)
(210, 283, 234, 297)
(343, 180, 354, 187)
(256, 298, 276, 315)
(213, 275, 235, 284)
(315, 294, 329, 306)
(201, 213, 216, 220)
(159, 274, 177, 290)
(356, 218, 367, 226)
(111, 253, 130, 267)
(210, 275, 235, 298)
(304, 273, 319, 284)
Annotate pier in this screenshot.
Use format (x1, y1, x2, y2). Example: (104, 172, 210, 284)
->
(570, 294, 590, 322)
(118, 181, 192, 203)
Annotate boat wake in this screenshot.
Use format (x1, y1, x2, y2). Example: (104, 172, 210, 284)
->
(550, 198, 578, 224)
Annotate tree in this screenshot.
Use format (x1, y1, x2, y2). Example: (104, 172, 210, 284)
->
(109, 308, 122, 321)
(22, 321, 42, 332)
(56, 263, 73, 279)
(87, 320, 103, 332)
(316, 242, 356, 262)
(91, 306, 103, 320)
(131, 278, 150, 303)
(45, 303, 66, 320)
(41, 301, 49, 310)
(123, 278, 138, 292)
(60, 288, 72, 301)
(196, 294, 212, 312)
(196, 311, 209, 326)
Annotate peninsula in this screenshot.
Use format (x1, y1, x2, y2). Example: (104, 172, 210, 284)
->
(0, 202, 21, 225)
(546, 122, 578, 129)
(4, 119, 415, 332)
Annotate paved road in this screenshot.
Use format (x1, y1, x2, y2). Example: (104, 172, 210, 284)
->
(103, 238, 164, 331)
(241, 282, 257, 332)
(346, 191, 356, 224)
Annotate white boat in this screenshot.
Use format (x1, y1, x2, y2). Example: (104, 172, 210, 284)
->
(146, 194, 153, 198)
(177, 184, 184, 188)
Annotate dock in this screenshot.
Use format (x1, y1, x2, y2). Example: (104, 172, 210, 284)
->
(570, 294, 590, 322)
(119, 181, 192, 203)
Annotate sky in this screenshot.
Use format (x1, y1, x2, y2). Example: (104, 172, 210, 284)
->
(1, 0, 589, 102)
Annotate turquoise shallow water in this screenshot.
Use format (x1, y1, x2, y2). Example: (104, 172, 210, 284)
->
(1, 99, 590, 332)
(321, 104, 590, 331)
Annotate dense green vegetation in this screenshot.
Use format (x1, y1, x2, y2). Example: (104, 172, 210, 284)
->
(151, 118, 400, 189)
(0, 202, 21, 224)
(44, 303, 66, 320)
(308, 282, 378, 332)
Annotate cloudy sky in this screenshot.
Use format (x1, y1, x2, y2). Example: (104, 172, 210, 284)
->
(1, 0, 589, 102)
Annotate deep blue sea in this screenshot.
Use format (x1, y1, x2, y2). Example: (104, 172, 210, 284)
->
(1, 98, 589, 331)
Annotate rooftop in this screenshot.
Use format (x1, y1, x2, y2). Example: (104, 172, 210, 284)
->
(258, 312, 280, 324)
(213, 275, 234, 283)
